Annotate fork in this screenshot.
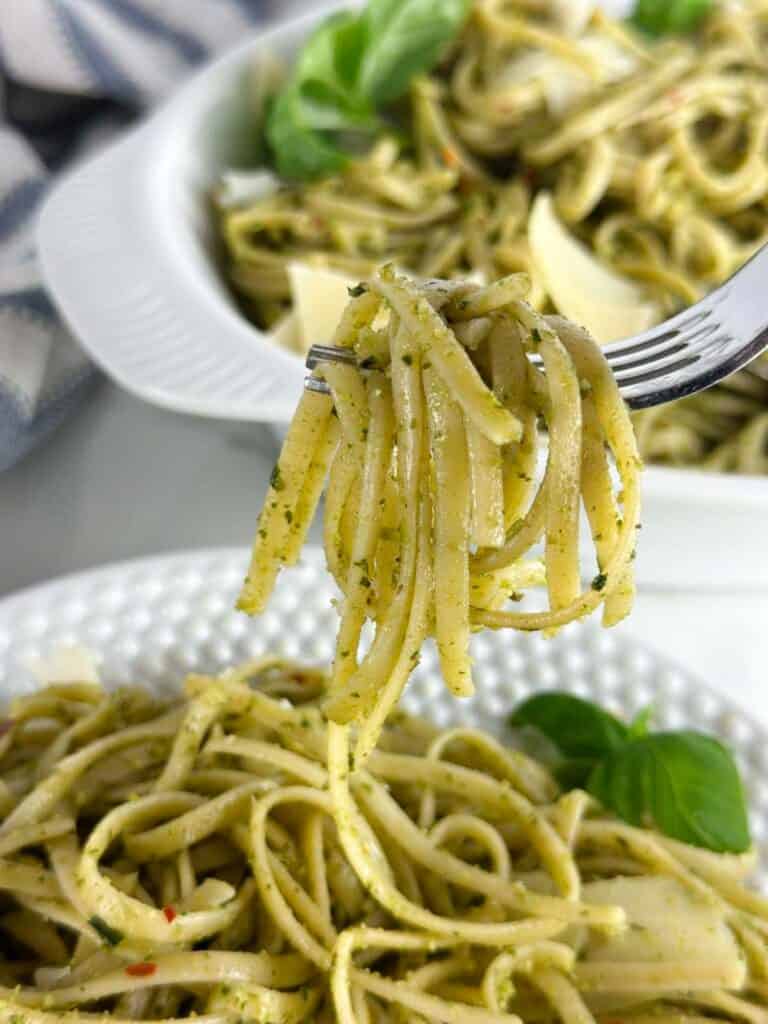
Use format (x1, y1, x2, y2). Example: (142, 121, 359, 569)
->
(304, 243, 768, 410)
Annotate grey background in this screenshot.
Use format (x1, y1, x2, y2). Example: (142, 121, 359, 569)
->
(0, 379, 318, 595)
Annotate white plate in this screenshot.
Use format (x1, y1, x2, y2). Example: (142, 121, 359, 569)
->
(36, 4, 768, 588)
(2, 547, 768, 882)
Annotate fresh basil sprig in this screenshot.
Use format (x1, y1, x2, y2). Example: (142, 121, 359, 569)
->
(631, 0, 713, 35)
(265, 0, 472, 180)
(356, 0, 472, 105)
(510, 692, 750, 853)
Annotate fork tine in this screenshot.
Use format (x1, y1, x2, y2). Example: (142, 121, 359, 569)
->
(612, 326, 733, 403)
(613, 353, 700, 389)
(305, 344, 356, 370)
(607, 339, 689, 373)
(305, 376, 332, 395)
(607, 320, 719, 374)
(611, 244, 768, 407)
(604, 308, 712, 361)
(304, 344, 354, 396)
(300, 247, 768, 413)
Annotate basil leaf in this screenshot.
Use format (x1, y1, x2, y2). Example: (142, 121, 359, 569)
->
(265, 85, 349, 181)
(295, 13, 373, 125)
(628, 705, 654, 739)
(265, 0, 471, 180)
(265, 12, 379, 181)
(357, 0, 472, 105)
(631, 0, 712, 35)
(587, 731, 751, 853)
(554, 756, 602, 790)
(509, 692, 630, 762)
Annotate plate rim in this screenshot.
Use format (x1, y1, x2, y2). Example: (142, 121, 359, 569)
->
(0, 546, 249, 614)
(3, 544, 768, 876)
(1, 544, 765, 744)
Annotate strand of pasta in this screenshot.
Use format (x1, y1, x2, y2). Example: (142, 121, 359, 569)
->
(239, 269, 639, 752)
(3, 667, 768, 1023)
(218, 1, 768, 474)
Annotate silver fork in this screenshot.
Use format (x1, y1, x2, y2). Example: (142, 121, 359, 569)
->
(304, 243, 768, 410)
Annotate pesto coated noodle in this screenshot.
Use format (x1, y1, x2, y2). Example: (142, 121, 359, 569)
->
(2, 659, 768, 1024)
(5, 4, 768, 1010)
(239, 267, 640, 758)
(218, 0, 768, 473)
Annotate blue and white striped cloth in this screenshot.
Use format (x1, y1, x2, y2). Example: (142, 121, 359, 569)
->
(0, 0, 301, 471)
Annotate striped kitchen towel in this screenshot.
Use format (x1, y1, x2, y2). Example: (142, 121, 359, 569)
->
(0, 0, 298, 471)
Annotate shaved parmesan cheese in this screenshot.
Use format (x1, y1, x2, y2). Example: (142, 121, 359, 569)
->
(268, 312, 301, 355)
(551, 0, 596, 36)
(528, 193, 660, 343)
(463, 268, 488, 287)
(288, 262, 357, 355)
(217, 170, 280, 208)
(548, 35, 637, 114)
(599, 0, 636, 20)
(583, 876, 743, 972)
(26, 645, 101, 684)
(499, 35, 636, 117)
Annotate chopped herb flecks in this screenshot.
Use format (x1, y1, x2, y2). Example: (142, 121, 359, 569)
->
(90, 915, 124, 946)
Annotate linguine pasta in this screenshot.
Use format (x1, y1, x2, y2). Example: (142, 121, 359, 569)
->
(3, 5, 766, 1012)
(2, 659, 767, 1024)
(218, 0, 768, 473)
(238, 268, 641, 759)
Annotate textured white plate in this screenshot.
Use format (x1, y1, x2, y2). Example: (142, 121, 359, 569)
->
(1, 547, 767, 881)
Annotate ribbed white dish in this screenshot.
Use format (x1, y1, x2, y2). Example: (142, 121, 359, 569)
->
(36, 2, 768, 587)
(1, 547, 767, 883)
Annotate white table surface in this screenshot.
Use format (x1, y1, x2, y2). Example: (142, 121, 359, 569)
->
(2, 381, 767, 722)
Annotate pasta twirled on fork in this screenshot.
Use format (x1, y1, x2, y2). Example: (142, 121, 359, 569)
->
(238, 268, 640, 756)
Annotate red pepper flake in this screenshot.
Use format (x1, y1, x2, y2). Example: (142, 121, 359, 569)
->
(162, 905, 177, 923)
(0, 719, 14, 739)
(441, 147, 459, 168)
(125, 962, 157, 978)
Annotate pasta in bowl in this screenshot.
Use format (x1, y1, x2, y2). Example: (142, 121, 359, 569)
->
(217, 0, 768, 476)
(1, 654, 766, 1024)
(36, 0, 768, 587)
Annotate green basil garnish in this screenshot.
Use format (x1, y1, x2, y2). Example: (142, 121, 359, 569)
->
(509, 692, 750, 853)
(265, 0, 471, 180)
(510, 692, 633, 787)
(89, 915, 124, 947)
(631, 0, 713, 35)
(588, 731, 750, 854)
(356, 0, 472, 105)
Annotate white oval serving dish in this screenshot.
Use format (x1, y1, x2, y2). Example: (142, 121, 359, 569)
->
(36, 1, 768, 588)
